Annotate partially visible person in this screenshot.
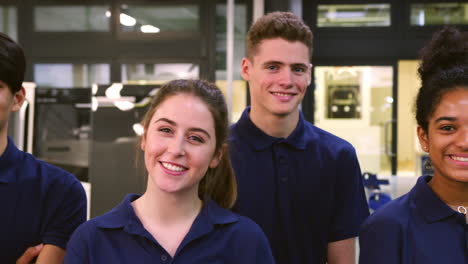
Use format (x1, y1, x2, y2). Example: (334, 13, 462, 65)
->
(229, 11, 369, 264)
(64, 79, 274, 263)
(359, 27, 468, 263)
(0, 32, 87, 263)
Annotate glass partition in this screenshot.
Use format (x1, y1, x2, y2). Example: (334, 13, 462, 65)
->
(33, 88, 92, 182)
(121, 63, 199, 84)
(34, 6, 109, 31)
(119, 4, 198, 33)
(317, 4, 391, 27)
(89, 84, 158, 217)
(411, 3, 468, 26)
(215, 3, 248, 123)
(314, 66, 394, 175)
(0, 6, 17, 40)
(34, 63, 110, 88)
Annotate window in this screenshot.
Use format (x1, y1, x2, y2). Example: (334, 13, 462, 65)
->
(215, 3, 248, 123)
(121, 63, 199, 84)
(119, 4, 199, 33)
(411, 3, 468, 26)
(317, 4, 391, 27)
(34, 64, 110, 88)
(0, 6, 17, 40)
(35, 6, 110, 32)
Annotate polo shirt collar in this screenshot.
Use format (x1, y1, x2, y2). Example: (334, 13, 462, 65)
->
(0, 136, 22, 183)
(234, 106, 308, 151)
(413, 176, 459, 223)
(95, 194, 239, 239)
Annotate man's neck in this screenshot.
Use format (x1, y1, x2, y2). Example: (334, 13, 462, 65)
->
(249, 107, 300, 138)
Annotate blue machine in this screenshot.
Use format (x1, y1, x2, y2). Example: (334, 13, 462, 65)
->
(362, 172, 392, 212)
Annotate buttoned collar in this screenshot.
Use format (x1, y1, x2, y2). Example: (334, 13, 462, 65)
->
(413, 176, 461, 223)
(95, 194, 239, 241)
(0, 136, 22, 183)
(232, 106, 310, 151)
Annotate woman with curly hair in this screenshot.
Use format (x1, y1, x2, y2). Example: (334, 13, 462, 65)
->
(359, 27, 468, 263)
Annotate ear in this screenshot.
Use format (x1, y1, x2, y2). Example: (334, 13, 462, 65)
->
(417, 126, 429, 152)
(209, 144, 226, 168)
(240, 58, 252, 81)
(11, 87, 26, 112)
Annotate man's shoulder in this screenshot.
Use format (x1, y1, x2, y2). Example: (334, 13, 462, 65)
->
(16, 151, 79, 186)
(302, 121, 355, 151)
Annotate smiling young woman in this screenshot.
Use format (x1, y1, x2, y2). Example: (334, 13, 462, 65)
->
(359, 27, 468, 263)
(64, 79, 274, 264)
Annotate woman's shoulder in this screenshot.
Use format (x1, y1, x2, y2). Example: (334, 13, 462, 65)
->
(361, 193, 413, 233)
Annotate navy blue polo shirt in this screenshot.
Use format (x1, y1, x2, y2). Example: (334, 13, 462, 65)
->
(229, 107, 369, 264)
(359, 176, 468, 263)
(64, 194, 275, 263)
(0, 136, 87, 263)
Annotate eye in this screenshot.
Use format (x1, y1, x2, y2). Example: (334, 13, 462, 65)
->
(266, 65, 278, 71)
(188, 135, 204, 143)
(158, 127, 172, 134)
(440, 125, 455, 131)
(292, 66, 306, 73)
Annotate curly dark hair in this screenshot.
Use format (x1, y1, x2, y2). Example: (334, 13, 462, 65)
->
(415, 27, 468, 131)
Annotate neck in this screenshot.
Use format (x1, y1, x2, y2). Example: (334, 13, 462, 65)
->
(0, 130, 8, 157)
(428, 175, 468, 208)
(249, 107, 299, 138)
(133, 183, 202, 225)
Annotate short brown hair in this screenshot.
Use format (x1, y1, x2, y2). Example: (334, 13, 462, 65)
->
(139, 79, 237, 209)
(246, 11, 313, 59)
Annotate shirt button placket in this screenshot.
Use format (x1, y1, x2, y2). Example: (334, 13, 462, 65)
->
(161, 254, 168, 262)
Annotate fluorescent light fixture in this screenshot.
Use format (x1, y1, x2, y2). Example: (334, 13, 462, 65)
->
(92, 84, 98, 95)
(140, 25, 160, 33)
(105, 83, 123, 99)
(120, 13, 136, 26)
(132, 123, 144, 136)
(114, 100, 135, 111)
(92, 97, 98, 112)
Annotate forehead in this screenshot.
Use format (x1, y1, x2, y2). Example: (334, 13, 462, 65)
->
(432, 88, 468, 117)
(253, 38, 310, 64)
(151, 94, 215, 128)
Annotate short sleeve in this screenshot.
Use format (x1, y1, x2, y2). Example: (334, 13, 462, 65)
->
(328, 146, 370, 242)
(42, 178, 87, 249)
(63, 222, 91, 264)
(359, 214, 402, 264)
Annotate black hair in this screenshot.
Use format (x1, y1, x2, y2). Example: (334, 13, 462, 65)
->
(0, 32, 26, 93)
(415, 27, 468, 131)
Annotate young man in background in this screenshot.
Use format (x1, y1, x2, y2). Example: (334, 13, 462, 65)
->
(229, 12, 369, 264)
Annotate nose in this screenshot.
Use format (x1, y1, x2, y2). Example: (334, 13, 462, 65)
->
(455, 127, 468, 150)
(278, 69, 294, 88)
(167, 136, 186, 156)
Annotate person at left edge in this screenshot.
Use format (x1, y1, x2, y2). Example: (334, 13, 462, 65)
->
(64, 79, 274, 263)
(0, 32, 87, 263)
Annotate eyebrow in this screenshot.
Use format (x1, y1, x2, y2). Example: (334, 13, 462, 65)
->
(262, 61, 309, 68)
(434, 117, 457, 123)
(154, 117, 212, 139)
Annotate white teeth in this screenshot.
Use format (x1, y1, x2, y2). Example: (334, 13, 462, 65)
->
(451, 156, 468, 162)
(273, 92, 291, 97)
(161, 162, 186, 171)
